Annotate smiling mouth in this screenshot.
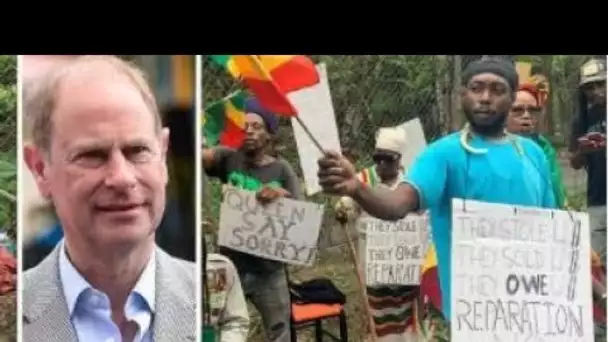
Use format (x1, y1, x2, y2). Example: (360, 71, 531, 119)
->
(95, 204, 143, 212)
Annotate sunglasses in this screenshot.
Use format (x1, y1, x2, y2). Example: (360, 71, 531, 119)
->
(582, 80, 606, 91)
(373, 154, 399, 164)
(511, 105, 542, 116)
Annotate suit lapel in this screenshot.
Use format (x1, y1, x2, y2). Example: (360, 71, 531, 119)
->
(23, 245, 196, 342)
(152, 248, 196, 341)
(22, 246, 78, 342)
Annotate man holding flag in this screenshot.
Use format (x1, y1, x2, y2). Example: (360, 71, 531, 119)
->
(317, 57, 556, 335)
(203, 96, 301, 342)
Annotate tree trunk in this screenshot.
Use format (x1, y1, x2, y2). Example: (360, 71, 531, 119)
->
(451, 55, 463, 131)
(434, 55, 449, 134)
(542, 55, 555, 136)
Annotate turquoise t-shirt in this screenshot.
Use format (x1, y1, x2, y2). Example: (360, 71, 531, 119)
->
(404, 131, 556, 320)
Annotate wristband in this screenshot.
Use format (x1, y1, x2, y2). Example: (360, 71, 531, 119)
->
(353, 179, 366, 199)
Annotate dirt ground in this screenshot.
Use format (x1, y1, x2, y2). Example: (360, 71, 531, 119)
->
(245, 244, 451, 341)
(247, 245, 373, 341)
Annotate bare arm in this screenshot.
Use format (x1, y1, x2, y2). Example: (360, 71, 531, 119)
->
(351, 181, 420, 221)
(203, 147, 229, 171)
(203, 147, 235, 181)
(318, 147, 445, 221)
(202, 148, 215, 170)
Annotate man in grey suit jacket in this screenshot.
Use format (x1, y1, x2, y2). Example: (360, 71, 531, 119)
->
(22, 55, 196, 342)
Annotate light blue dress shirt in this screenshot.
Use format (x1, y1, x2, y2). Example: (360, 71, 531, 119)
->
(58, 241, 156, 342)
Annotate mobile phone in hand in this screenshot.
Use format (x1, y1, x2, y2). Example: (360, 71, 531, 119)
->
(586, 132, 606, 142)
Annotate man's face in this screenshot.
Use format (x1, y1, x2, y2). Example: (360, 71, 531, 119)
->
(26, 63, 169, 251)
(461, 73, 514, 135)
(582, 80, 606, 107)
(373, 149, 401, 180)
(242, 113, 270, 154)
(507, 90, 541, 136)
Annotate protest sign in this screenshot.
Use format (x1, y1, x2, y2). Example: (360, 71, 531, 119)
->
(361, 214, 429, 286)
(218, 188, 324, 266)
(398, 117, 427, 172)
(289, 63, 342, 196)
(451, 199, 593, 342)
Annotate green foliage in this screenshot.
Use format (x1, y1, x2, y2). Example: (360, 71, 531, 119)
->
(0, 55, 16, 241)
(566, 188, 587, 211)
(0, 55, 16, 86)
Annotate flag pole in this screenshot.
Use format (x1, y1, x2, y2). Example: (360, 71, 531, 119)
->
(294, 116, 325, 154)
(340, 221, 378, 342)
(246, 55, 326, 154)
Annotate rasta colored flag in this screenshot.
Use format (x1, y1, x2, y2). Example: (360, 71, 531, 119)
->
(419, 244, 441, 312)
(357, 166, 380, 188)
(255, 55, 320, 93)
(203, 90, 248, 148)
(208, 55, 240, 78)
(209, 55, 320, 116)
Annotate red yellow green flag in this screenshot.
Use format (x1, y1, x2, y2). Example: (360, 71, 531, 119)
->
(212, 55, 320, 117)
(232, 55, 297, 116)
(203, 90, 247, 148)
(208, 55, 240, 78)
(256, 55, 320, 93)
(357, 167, 380, 187)
(420, 244, 441, 311)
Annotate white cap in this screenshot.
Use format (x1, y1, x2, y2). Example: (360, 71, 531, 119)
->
(375, 127, 406, 154)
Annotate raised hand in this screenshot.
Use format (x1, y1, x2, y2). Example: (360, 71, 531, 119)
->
(317, 150, 360, 197)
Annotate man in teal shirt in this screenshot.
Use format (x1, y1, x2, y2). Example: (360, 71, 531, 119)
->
(317, 57, 556, 321)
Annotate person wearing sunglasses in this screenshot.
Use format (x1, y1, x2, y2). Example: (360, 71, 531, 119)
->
(506, 82, 568, 209)
(335, 127, 423, 341)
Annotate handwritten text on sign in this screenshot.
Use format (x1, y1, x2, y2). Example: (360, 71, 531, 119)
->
(362, 214, 429, 286)
(218, 188, 324, 266)
(451, 199, 593, 342)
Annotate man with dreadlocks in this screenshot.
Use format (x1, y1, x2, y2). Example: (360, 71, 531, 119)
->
(317, 57, 556, 330)
(203, 96, 301, 342)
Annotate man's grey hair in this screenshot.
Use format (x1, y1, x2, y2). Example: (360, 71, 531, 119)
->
(24, 55, 162, 153)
